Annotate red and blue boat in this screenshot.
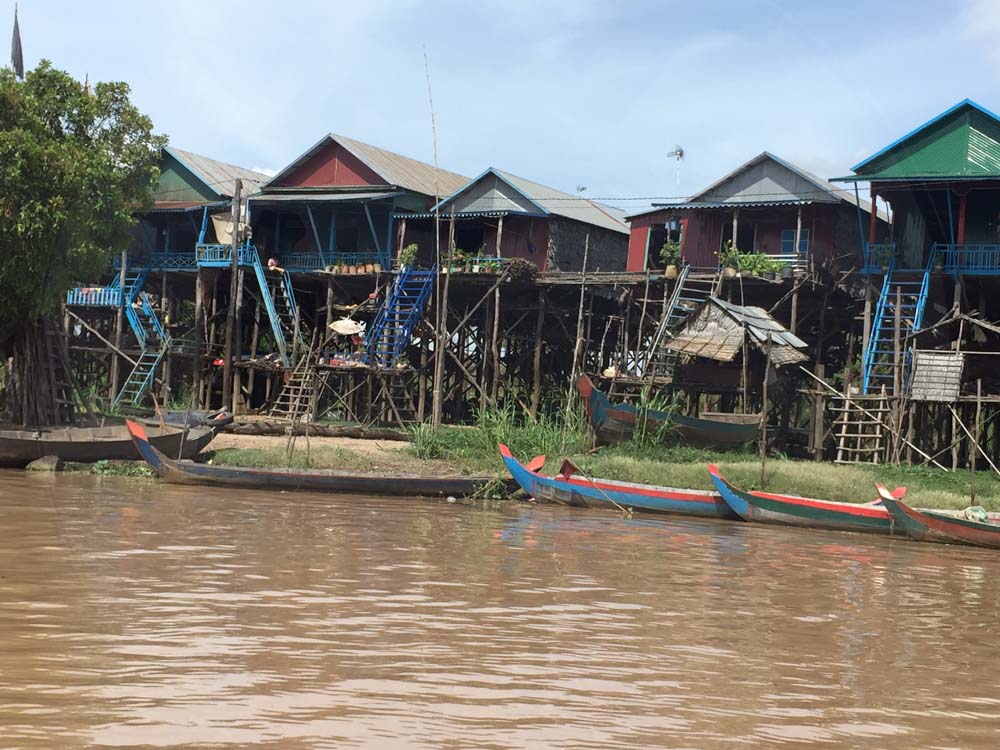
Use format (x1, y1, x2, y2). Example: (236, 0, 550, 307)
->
(708, 463, 904, 535)
(876, 485, 1000, 549)
(499, 444, 739, 519)
(578, 375, 759, 447)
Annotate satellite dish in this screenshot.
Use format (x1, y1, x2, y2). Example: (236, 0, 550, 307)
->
(576, 185, 587, 195)
(667, 145, 684, 161)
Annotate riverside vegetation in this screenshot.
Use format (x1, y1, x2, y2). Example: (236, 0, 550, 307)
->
(199, 401, 1000, 511)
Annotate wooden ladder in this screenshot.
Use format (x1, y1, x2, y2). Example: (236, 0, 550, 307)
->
(644, 266, 720, 382)
(833, 386, 890, 464)
(268, 356, 315, 421)
(42, 320, 79, 424)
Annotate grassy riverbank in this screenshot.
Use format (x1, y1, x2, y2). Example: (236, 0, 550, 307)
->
(199, 407, 1000, 511)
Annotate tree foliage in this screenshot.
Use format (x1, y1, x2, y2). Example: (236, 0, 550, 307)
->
(0, 62, 165, 342)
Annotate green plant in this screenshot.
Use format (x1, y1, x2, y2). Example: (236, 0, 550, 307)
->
(718, 240, 740, 268)
(399, 243, 419, 267)
(410, 422, 445, 459)
(717, 243, 781, 275)
(659, 240, 682, 267)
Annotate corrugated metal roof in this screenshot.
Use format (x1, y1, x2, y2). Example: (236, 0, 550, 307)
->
(166, 146, 271, 199)
(495, 169, 629, 234)
(648, 200, 815, 210)
(629, 152, 884, 221)
(665, 297, 808, 366)
(843, 101, 1000, 182)
(712, 297, 808, 349)
(432, 168, 628, 235)
(265, 134, 469, 198)
(150, 200, 229, 213)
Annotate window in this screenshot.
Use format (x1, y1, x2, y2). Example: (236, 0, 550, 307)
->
(780, 228, 809, 254)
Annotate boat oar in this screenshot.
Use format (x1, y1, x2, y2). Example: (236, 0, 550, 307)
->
(559, 458, 631, 517)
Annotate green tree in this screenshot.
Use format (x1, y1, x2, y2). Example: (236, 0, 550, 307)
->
(0, 62, 165, 422)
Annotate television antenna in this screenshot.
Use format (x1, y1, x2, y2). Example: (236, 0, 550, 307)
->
(667, 145, 684, 186)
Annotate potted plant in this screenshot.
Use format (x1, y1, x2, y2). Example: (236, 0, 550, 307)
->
(781, 264, 794, 280)
(399, 243, 418, 269)
(660, 240, 682, 279)
(718, 240, 739, 278)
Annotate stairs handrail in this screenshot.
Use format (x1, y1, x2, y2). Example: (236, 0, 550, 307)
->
(861, 255, 897, 394)
(248, 244, 290, 367)
(644, 263, 691, 371)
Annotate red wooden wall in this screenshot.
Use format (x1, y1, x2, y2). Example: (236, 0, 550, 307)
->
(273, 142, 386, 188)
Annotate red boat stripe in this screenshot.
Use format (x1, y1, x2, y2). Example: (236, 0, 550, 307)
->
(561, 476, 717, 503)
(752, 490, 888, 518)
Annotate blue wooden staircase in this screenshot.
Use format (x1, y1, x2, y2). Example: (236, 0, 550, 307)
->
(365, 267, 436, 368)
(861, 256, 931, 395)
(245, 246, 304, 367)
(196, 242, 304, 367)
(66, 265, 173, 407)
(115, 292, 172, 407)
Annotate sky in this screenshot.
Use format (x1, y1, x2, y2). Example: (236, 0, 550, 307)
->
(8, 0, 1000, 212)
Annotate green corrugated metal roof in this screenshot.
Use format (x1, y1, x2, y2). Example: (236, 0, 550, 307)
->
(849, 100, 1000, 182)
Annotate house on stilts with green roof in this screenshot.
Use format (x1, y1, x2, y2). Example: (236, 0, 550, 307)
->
(833, 99, 1000, 468)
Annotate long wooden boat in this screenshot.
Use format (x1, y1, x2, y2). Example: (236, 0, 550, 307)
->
(876, 485, 1000, 548)
(500, 444, 740, 519)
(708, 464, 902, 535)
(578, 375, 759, 446)
(0, 422, 215, 467)
(127, 420, 497, 498)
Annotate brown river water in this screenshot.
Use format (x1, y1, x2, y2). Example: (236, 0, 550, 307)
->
(2, 471, 1000, 749)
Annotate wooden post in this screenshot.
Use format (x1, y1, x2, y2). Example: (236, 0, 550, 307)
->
(957, 191, 968, 246)
(862, 286, 872, 374)
(893, 286, 902, 399)
(794, 205, 803, 261)
(812, 364, 825, 460)
(231, 267, 245, 414)
(531, 289, 546, 418)
(972, 379, 982, 502)
(790, 286, 799, 335)
(869, 188, 878, 244)
(491, 215, 504, 400)
(731, 208, 739, 250)
(248, 300, 260, 409)
(562, 235, 589, 451)
(417, 336, 428, 421)
(759, 333, 772, 488)
(222, 179, 242, 407)
(193, 268, 204, 404)
(110, 249, 128, 400)
(325, 278, 334, 333)
(431, 215, 455, 425)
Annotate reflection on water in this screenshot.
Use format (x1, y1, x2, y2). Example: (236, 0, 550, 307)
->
(1, 469, 999, 748)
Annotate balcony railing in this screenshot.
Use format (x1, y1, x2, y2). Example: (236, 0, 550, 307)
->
(196, 242, 256, 268)
(280, 250, 327, 272)
(934, 243, 1000, 275)
(66, 286, 123, 307)
(863, 243, 896, 273)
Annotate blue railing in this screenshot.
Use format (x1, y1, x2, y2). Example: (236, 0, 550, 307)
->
(934, 243, 1000, 276)
(863, 243, 896, 273)
(196, 242, 256, 267)
(148, 252, 197, 270)
(66, 286, 123, 306)
(279, 251, 326, 272)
